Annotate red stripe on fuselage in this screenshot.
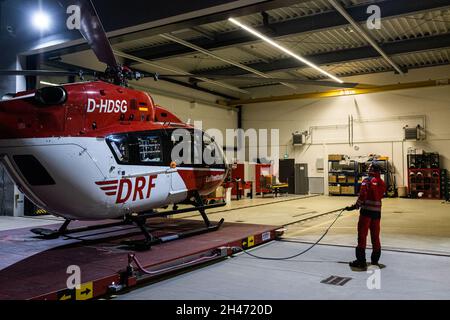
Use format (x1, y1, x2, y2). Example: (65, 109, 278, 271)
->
(100, 186, 118, 191)
(95, 180, 119, 186)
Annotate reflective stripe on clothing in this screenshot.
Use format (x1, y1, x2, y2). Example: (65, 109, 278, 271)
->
(361, 204, 381, 212)
(365, 200, 382, 206)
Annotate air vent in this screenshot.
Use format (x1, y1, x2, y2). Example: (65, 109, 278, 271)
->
(35, 86, 67, 105)
(293, 133, 304, 146)
(321, 276, 352, 286)
(404, 125, 424, 141)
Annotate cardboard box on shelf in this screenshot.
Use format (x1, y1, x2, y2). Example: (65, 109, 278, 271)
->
(329, 175, 337, 183)
(347, 176, 355, 183)
(329, 154, 344, 161)
(341, 186, 355, 195)
(329, 186, 341, 194)
(338, 175, 347, 183)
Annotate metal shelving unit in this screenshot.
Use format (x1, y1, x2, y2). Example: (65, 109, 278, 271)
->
(407, 151, 442, 199)
(408, 169, 441, 199)
(328, 159, 359, 196)
(328, 157, 391, 196)
(442, 170, 449, 202)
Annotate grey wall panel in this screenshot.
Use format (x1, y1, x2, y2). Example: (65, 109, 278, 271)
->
(309, 177, 324, 195)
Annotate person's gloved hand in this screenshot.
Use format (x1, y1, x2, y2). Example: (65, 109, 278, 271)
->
(345, 204, 357, 211)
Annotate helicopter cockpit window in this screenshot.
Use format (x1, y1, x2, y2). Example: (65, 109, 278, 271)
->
(138, 136, 162, 163)
(108, 135, 130, 163)
(168, 129, 225, 168)
(107, 133, 164, 166)
(203, 134, 219, 165)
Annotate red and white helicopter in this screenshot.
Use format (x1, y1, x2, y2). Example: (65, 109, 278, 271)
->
(0, 0, 357, 248)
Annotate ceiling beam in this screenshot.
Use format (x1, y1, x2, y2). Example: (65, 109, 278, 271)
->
(40, 0, 307, 60)
(227, 79, 450, 105)
(114, 50, 249, 95)
(126, 0, 450, 62)
(160, 33, 297, 89)
(328, 0, 405, 75)
(193, 33, 450, 77)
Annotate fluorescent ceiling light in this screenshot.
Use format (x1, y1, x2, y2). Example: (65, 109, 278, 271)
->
(228, 18, 344, 84)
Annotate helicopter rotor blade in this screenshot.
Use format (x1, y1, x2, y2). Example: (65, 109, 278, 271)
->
(0, 70, 96, 77)
(156, 74, 359, 88)
(66, 0, 119, 70)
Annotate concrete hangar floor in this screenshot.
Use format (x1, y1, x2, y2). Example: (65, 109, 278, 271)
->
(1, 195, 450, 300)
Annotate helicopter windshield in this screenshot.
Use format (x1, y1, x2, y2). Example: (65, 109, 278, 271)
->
(106, 129, 225, 168)
(107, 133, 163, 165)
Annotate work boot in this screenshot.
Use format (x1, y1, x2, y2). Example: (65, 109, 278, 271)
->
(349, 260, 367, 269)
(349, 247, 367, 269)
(371, 250, 381, 266)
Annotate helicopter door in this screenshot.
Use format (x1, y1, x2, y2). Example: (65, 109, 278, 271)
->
(106, 133, 172, 208)
(165, 130, 189, 203)
(133, 133, 171, 207)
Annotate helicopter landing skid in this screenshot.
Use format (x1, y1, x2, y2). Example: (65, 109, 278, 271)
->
(30, 219, 131, 240)
(121, 218, 225, 251)
(122, 194, 226, 250)
(30, 195, 226, 250)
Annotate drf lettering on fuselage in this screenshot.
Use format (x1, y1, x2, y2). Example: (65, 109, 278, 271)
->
(96, 175, 158, 204)
(116, 175, 157, 204)
(87, 98, 128, 113)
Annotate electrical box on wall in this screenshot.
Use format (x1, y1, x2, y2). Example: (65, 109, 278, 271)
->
(316, 158, 324, 171)
(404, 125, 425, 141)
(293, 132, 307, 146)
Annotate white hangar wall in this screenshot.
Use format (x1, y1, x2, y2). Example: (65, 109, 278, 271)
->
(242, 65, 450, 194)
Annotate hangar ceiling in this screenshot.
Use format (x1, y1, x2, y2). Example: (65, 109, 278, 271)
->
(24, 0, 450, 99)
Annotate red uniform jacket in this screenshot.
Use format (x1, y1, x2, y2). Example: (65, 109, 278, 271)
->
(355, 173, 386, 213)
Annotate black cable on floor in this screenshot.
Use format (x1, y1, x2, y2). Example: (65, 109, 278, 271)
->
(233, 208, 346, 261)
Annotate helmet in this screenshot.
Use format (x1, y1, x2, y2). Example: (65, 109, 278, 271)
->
(369, 161, 382, 173)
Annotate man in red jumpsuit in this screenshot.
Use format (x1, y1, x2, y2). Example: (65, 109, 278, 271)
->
(346, 162, 386, 269)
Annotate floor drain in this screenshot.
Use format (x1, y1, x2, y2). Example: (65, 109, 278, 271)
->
(321, 276, 352, 286)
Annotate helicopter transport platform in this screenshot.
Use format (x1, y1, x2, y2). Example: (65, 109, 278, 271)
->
(0, 218, 281, 300)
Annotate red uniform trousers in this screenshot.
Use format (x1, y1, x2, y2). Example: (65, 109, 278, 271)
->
(357, 210, 381, 251)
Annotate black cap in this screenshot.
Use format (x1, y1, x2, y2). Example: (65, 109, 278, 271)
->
(369, 162, 382, 172)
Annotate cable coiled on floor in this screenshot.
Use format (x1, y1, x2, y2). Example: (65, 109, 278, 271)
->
(233, 208, 346, 261)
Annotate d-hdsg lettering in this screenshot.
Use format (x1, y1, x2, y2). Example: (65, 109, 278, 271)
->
(87, 99, 128, 114)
